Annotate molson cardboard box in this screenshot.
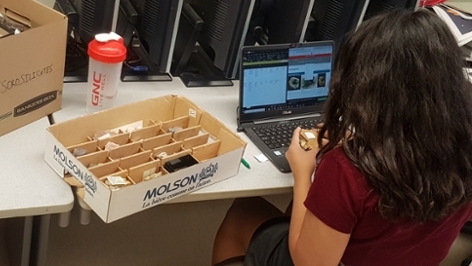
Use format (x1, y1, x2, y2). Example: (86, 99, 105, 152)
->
(0, 0, 67, 136)
(44, 95, 247, 223)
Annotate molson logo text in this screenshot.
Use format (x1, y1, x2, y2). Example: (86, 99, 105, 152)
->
(52, 145, 97, 196)
(142, 163, 218, 208)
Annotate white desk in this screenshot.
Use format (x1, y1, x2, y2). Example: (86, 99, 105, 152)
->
(0, 78, 293, 266)
(55, 79, 294, 205)
(0, 117, 75, 266)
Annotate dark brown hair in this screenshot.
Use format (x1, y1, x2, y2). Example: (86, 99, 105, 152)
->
(318, 9, 472, 222)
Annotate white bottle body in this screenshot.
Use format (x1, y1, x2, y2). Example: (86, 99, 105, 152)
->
(86, 58, 122, 113)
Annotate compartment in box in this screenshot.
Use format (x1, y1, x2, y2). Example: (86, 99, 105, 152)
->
(97, 132, 131, 150)
(77, 150, 111, 168)
(161, 116, 190, 133)
(115, 120, 158, 134)
(141, 133, 173, 151)
(119, 150, 154, 170)
(99, 170, 135, 190)
(192, 140, 221, 162)
(200, 113, 246, 155)
(128, 160, 164, 183)
(89, 160, 121, 177)
(108, 142, 142, 160)
(151, 141, 186, 160)
(162, 154, 199, 173)
(92, 120, 158, 140)
(67, 140, 99, 157)
(182, 133, 211, 150)
(129, 124, 163, 142)
(172, 125, 202, 141)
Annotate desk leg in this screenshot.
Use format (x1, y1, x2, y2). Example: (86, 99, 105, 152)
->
(58, 211, 71, 228)
(21, 217, 33, 266)
(29, 215, 50, 266)
(5, 216, 33, 266)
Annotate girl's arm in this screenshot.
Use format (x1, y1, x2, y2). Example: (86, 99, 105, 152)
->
(286, 127, 350, 266)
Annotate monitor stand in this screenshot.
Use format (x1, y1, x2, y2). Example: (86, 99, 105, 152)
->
(121, 38, 172, 82)
(178, 46, 234, 88)
(63, 38, 88, 83)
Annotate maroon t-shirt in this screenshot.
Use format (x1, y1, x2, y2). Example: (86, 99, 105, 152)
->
(304, 147, 472, 266)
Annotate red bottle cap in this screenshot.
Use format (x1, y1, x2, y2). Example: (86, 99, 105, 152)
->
(87, 32, 127, 64)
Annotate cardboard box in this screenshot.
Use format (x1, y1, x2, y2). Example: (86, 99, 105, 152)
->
(44, 95, 247, 223)
(0, 0, 67, 136)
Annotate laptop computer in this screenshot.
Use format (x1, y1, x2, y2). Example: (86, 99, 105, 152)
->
(237, 41, 335, 173)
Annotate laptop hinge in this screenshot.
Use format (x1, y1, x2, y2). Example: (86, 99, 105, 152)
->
(253, 113, 321, 125)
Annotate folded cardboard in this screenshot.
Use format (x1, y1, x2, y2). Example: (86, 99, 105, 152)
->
(44, 95, 247, 223)
(0, 0, 67, 136)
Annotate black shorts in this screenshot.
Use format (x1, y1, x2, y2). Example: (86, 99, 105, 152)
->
(216, 216, 294, 266)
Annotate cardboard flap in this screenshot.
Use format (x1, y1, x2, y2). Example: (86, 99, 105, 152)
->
(0, 0, 66, 26)
(5, 8, 31, 28)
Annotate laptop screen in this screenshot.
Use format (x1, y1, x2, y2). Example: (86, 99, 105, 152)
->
(239, 41, 334, 123)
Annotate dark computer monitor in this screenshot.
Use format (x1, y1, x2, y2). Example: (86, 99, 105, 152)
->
(54, 0, 120, 82)
(264, 0, 314, 44)
(121, 0, 182, 81)
(193, 0, 254, 79)
(172, 0, 255, 87)
(364, 0, 420, 20)
(244, 0, 314, 46)
(73, 0, 120, 44)
(363, 0, 420, 21)
(305, 0, 370, 52)
(244, 0, 273, 46)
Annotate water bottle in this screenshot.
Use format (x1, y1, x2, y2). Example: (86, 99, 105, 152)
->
(86, 32, 127, 113)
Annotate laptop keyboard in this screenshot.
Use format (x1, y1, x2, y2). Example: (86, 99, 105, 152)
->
(252, 119, 321, 150)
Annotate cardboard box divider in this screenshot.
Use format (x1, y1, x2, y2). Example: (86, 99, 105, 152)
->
(77, 150, 110, 169)
(158, 149, 193, 166)
(141, 133, 173, 150)
(152, 141, 186, 159)
(0, 0, 67, 137)
(99, 170, 135, 189)
(119, 150, 153, 170)
(161, 116, 191, 132)
(67, 140, 99, 155)
(97, 133, 131, 148)
(108, 142, 142, 160)
(183, 133, 211, 150)
(172, 125, 203, 141)
(192, 141, 222, 162)
(128, 160, 162, 183)
(44, 95, 247, 222)
(129, 124, 162, 142)
(89, 160, 121, 177)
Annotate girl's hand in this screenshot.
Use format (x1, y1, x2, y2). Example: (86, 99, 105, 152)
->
(285, 127, 319, 182)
